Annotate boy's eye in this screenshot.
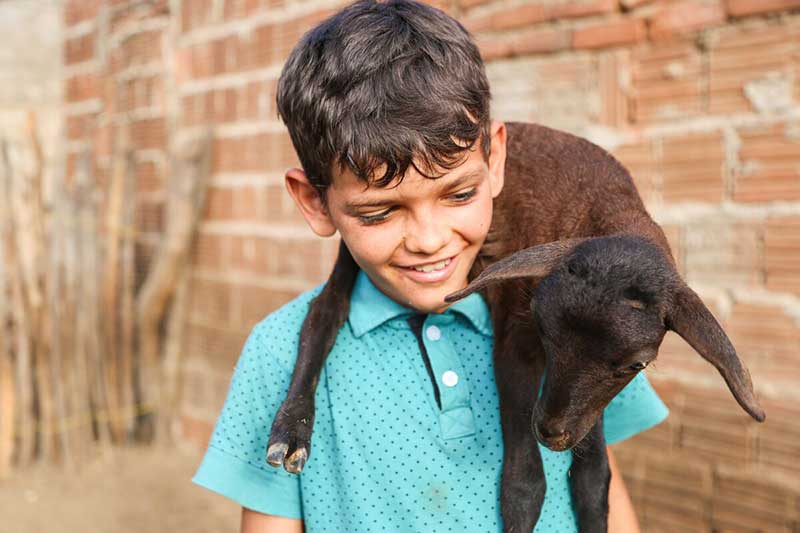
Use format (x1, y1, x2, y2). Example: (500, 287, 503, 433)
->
(357, 207, 393, 225)
(449, 188, 477, 202)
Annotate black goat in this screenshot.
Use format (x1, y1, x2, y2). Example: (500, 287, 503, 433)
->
(265, 121, 765, 532)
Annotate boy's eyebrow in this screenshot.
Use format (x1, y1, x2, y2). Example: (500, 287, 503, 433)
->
(343, 167, 486, 213)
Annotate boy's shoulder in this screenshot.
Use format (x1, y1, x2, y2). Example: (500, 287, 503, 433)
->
(246, 282, 325, 371)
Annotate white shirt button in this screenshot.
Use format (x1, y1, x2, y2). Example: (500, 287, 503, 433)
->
(441, 370, 459, 387)
(426, 325, 441, 341)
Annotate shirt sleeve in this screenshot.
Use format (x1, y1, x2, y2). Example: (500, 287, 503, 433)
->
(602, 371, 669, 445)
(192, 319, 303, 519)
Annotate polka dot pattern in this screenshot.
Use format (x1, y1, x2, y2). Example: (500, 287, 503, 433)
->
(196, 273, 669, 532)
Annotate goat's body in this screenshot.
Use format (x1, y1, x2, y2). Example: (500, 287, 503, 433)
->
(480, 122, 670, 269)
(267, 121, 760, 532)
(468, 122, 670, 531)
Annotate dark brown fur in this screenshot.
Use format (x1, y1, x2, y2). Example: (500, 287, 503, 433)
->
(266, 122, 765, 532)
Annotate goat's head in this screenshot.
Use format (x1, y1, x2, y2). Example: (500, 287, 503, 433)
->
(445, 235, 765, 451)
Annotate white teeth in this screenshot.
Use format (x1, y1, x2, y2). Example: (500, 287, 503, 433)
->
(411, 258, 450, 273)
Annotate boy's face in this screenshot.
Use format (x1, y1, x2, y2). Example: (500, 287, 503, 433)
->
(286, 121, 506, 314)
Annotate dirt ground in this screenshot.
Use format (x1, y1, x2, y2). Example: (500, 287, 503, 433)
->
(0, 444, 240, 533)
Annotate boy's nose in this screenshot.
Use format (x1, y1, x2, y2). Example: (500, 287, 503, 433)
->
(403, 217, 451, 255)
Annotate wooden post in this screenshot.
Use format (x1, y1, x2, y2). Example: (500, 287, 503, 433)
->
(135, 128, 212, 442)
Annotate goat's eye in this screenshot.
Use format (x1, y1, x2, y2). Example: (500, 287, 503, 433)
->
(629, 361, 648, 372)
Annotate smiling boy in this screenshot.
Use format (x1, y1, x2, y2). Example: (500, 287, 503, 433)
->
(192, 1, 668, 532)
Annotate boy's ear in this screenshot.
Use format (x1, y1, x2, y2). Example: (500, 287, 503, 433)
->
(488, 120, 506, 199)
(284, 168, 337, 237)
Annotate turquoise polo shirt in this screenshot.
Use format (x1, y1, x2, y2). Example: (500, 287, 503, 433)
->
(193, 269, 668, 532)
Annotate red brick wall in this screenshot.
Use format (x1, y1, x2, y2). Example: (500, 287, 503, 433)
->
(63, 1, 800, 530)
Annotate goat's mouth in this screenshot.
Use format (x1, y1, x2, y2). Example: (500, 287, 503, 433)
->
(532, 413, 599, 451)
(537, 431, 573, 451)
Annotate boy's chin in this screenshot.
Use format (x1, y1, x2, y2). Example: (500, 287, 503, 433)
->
(401, 287, 460, 314)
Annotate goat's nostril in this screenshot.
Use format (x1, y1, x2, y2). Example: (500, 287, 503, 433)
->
(534, 421, 567, 441)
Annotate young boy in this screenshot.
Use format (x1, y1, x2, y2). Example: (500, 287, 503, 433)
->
(192, 1, 668, 532)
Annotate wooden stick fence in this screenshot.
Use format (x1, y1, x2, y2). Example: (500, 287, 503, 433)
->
(0, 112, 212, 475)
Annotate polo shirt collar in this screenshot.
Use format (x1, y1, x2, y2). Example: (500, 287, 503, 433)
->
(348, 269, 493, 338)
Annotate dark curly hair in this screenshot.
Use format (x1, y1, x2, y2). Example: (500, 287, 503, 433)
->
(276, 0, 492, 199)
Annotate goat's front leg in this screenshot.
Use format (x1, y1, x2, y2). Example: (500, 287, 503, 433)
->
(495, 351, 546, 532)
(568, 420, 610, 533)
(266, 240, 358, 473)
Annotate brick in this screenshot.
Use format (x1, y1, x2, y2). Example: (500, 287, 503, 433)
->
(711, 471, 793, 531)
(756, 400, 800, 477)
(212, 137, 251, 173)
(233, 185, 263, 221)
(661, 131, 726, 203)
(708, 23, 800, 114)
(728, 300, 800, 399)
(274, 238, 326, 282)
(213, 132, 299, 174)
(639, 454, 712, 531)
(612, 139, 660, 205)
(108, 29, 164, 72)
(649, 1, 727, 41)
(551, 0, 617, 19)
(572, 18, 647, 49)
(182, 323, 246, 373)
(263, 183, 290, 223)
(64, 31, 96, 64)
(64, 0, 101, 26)
(679, 387, 756, 464)
(135, 199, 164, 234)
(660, 224, 684, 275)
(621, 0, 657, 8)
(191, 232, 227, 271)
(764, 216, 800, 295)
(134, 161, 164, 193)
(65, 72, 101, 102)
(228, 235, 269, 275)
(251, 22, 277, 69)
(457, 0, 492, 9)
(734, 123, 800, 203)
(204, 186, 235, 221)
(683, 219, 763, 288)
(181, 0, 213, 33)
(487, 4, 549, 32)
(92, 124, 112, 159)
(507, 27, 571, 56)
(182, 94, 198, 126)
(188, 278, 233, 326)
(476, 35, 512, 62)
(631, 40, 703, 122)
(130, 118, 166, 150)
(598, 50, 630, 127)
(246, 79, 277, 120)
(183, 41, 214, 80)
(236, 284, 300, 330)
(66, 113, 97, 140)
(725, 0, 800, 17)
(223, 0, 249, 20)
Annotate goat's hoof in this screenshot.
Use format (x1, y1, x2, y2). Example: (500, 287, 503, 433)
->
(285, 447, 308, 473)
(266, 442, 289, 467)
(266, 441, 309, 473)
(266, 432, 311, 473)
(265, 398, 315, 474)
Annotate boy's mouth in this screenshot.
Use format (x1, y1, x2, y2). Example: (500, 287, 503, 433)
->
(397, 255, 458, 284)
(405, 257, 452, 273)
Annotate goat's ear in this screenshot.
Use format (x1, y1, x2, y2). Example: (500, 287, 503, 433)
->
(666, 284, 766, 422)
(444, 238, 587, 303)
